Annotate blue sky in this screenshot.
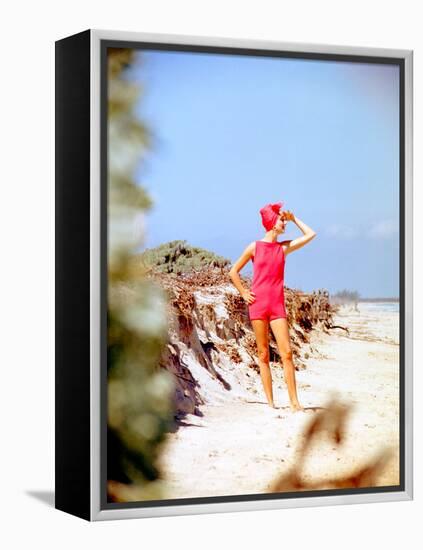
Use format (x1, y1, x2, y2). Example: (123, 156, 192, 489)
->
(125, 49, 399, 298)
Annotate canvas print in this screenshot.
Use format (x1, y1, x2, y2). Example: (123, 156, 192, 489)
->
(105, 45, 401, 505)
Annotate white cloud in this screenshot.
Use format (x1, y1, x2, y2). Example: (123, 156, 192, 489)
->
(369, 219, 398, 239)
(326, 224, 358, 239)
(325, 219, 398, 240)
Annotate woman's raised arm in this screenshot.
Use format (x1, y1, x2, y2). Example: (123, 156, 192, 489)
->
(282, 212, 316, 256)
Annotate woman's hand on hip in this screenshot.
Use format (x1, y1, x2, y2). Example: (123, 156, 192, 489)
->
(242, 289, 256, 304)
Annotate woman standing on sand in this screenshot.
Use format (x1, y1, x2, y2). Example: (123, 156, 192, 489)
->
(229, 202, 316, 413)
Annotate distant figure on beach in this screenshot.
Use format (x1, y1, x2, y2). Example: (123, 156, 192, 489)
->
(229, 202, 317, 413)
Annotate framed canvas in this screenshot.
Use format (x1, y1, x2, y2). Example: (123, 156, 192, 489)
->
(55, 28, 413, 522)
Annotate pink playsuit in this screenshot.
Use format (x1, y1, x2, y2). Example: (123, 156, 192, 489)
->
(248, 240, 287, 321)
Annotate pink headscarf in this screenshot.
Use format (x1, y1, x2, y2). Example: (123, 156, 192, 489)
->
(260, 202, 284, 231)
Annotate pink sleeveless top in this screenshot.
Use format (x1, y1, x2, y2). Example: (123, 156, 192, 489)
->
(248, 240, 287, 320)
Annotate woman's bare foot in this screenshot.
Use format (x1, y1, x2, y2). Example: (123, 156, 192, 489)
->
(290, 402, 305, 413)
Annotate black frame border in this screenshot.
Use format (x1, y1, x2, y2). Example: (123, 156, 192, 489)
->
(55, 29, 92, 521)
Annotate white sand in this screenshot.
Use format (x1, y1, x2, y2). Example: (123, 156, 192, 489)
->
(158, 303, 400, 499)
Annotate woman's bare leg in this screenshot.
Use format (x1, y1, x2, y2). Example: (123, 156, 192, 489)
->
(251, 319, 275, 408)
(270, 318, 304, 412)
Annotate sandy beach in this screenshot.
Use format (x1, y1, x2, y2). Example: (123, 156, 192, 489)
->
(158, 302, 400, 499)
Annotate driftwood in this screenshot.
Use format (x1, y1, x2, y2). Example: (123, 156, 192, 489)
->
(327, 324, 350, 334)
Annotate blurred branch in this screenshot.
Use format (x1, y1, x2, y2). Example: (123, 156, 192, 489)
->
(270, 393, 395, 492)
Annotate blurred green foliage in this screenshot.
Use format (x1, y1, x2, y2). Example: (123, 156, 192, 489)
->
(107, 48, 175, 503)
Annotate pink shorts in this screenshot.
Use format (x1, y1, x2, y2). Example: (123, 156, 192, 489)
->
(248, 299, 287, 322)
